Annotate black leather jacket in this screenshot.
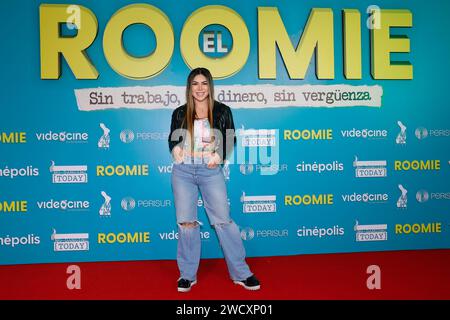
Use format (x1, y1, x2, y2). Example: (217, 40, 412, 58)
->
(168, 101, 236, 161)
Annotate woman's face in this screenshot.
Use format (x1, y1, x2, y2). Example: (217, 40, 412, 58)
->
(191, 74, 209, 103)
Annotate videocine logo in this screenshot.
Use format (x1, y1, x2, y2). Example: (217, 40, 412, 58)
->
(37, 199, 90, 211)
(353, 156, 387, 178)
(35, 131, 88, 143)
(341, 192, 388, 204)
(396, 184, 408, 208)
(238, 128, 276, 147)
(49, 161, 88, 184)
(51, 228, 89, 251)
(354, 221, 388, 242)
(240, 192, 276, 213)
(120, 129, 135, 143)
(99, 191, 112, 217)
(98, 123, 110, 149)
(395, 120, 407, 145)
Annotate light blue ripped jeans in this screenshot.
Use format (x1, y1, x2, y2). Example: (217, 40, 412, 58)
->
(171, 163, 253, 282)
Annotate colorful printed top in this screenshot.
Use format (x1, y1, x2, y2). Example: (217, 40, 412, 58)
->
(182, 118, 216, 164)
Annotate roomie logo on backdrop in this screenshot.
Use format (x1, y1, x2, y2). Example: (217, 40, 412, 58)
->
(96, 164, 149, 176)
(97, 232, 151, 244)
(0, 200, 28, 213)
(0, 132, 26, 144)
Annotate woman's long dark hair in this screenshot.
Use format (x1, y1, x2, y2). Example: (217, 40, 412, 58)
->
(183, 67, 215, 152)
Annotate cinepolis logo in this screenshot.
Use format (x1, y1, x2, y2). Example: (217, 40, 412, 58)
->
(51, 229, 89, 252)
(121, 197, 136, 211)
(297, 225, 344, 238)
(296, 161, 344, 174)
(395, 121, 407, 145)
(0, 165, 39, 179)
(396, 184, 408, 209)
(0, 132, 26, 144)
(238, 128, 276, 147)
(99, 191, 112, 217)
(49, 161, 88, 184)
(0, 234, 40, 248)
(354, 221, 388, 242)
(353, 156, 387, 178)
(240, 192, 276, 213)
(98, 123, 110, 149)
(120, 129, 135, 143)
(240, 227, 255, 241)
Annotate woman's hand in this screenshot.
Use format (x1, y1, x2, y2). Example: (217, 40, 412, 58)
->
(172, 145, 184, 163)
(207, 152, 222, 168)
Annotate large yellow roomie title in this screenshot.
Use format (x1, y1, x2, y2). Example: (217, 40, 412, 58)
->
(39, 4, 412, 80)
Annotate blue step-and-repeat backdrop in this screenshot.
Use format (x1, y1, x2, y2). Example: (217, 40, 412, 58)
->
(0, 0, 449, 265)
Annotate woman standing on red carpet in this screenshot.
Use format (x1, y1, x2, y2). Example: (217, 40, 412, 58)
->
(168, 67, 260, 292)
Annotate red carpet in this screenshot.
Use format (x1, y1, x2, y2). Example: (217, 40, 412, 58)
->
(1, 249, 449, 300)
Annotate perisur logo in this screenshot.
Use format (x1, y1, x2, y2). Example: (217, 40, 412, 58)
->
(49, 161, 88, 184)
(240, 227, 255, 241)
(353, 156, 387, 178)
(120, 129, 135, 143)
(354, 221, 388, 242)
(51, 229, 89, 252)
(240, 191, 276, 213)
(121, 197, 136, 211)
